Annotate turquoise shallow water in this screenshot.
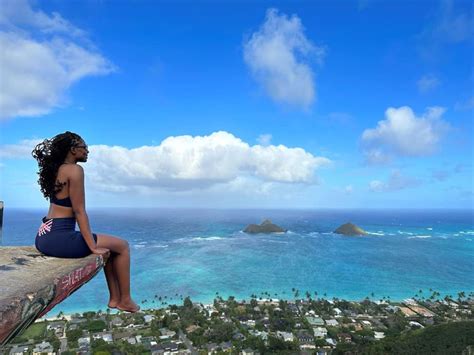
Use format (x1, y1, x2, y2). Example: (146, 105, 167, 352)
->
(2, 208, 473, 315)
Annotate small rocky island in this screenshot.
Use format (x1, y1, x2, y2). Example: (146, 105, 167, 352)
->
(243, 219, 287, 234)
(334, 222, 367, 236)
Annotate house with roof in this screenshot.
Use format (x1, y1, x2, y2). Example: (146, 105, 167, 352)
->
(398, 306, 418, 317)
(248, 329, 268, 341)
(325, 319, 339, 326)
(9, 345, 30, 355)
(46, 321, 65, 337)
(159, 327, 177, 340)
(92, 331, 113, 343)
(110, 316, 123, 327)
(78, 336, 91, 349)
(276, 331, 294, 342)
(151, 341, 179, 354)
(408, 305, 436, 318)
(144, 314, 155, 324)
(296, 330, 314, 344)
(306, 316, 325, 327)
(32, 341, 54, 354)
(125, 336, 137, 345)
(313, 327, 327, 338)
(139, 336, 158, 350)
(203, 303, 218, 316)
(403, 298, 418, 306)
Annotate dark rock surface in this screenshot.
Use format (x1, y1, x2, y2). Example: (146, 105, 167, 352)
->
(243, 219, 287, 234)
(0, 246, 108, 345)
(334, 222, 367, 236)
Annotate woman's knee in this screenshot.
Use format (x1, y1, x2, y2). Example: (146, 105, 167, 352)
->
(121, 239, 130, 253)
(96, 234, 130, 254)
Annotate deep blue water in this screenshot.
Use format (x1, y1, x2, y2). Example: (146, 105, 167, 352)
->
(2, 208, 473, 315)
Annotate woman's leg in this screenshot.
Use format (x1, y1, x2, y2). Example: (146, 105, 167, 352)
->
(104, 254, 121, 308)
(95, 233, 140, 312)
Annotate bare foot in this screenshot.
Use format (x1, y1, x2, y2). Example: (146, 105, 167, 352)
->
(108, 300, 119, 309)
(116, 300, 140, 313)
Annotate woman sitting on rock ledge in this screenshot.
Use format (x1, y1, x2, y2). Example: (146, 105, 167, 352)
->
(32, 131, 140, 313)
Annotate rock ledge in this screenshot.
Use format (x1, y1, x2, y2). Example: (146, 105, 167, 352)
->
(0, 246, 107, 345)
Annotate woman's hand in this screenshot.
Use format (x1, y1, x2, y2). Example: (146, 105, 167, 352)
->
(92, 247, 110, 256)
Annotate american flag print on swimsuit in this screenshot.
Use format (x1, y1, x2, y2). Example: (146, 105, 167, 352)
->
(38, 219, 53, 236)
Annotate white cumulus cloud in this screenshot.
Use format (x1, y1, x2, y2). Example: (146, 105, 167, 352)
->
(361, 106, 449, 163)
(85, 131, 330, 192)
(0, 0, 115, 120)
(0, 132, 331, 194)
(243, 8, 325, 109)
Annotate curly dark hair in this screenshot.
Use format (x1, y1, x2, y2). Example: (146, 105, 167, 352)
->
(32, 131, 83, 199)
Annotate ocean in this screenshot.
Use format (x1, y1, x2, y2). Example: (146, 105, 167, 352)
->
(1, 208, 473, 316)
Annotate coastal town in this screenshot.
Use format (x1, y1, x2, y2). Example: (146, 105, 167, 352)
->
(4, 290, 474, 354)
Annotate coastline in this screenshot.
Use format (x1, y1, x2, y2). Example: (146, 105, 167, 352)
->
(40, 291, 474, 320)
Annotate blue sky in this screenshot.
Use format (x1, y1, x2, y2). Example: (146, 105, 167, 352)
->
(0, 0, 472, 209)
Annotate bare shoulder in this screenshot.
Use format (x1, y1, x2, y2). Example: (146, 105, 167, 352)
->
(62, 164, 84, 178)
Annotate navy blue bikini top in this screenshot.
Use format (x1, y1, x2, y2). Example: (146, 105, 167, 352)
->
(51, 164, 74, 207)
(50, 195, 72, 207)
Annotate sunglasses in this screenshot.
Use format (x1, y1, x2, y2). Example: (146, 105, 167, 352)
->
(75, 145, 89, 150)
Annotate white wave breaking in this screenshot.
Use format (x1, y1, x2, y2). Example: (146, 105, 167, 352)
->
(174, 236, 225, 243)
(133, 243, 168, 249)
(367, 231, 385, 236)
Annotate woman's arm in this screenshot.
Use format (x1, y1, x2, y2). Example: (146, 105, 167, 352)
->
(68, 164, 97, 251)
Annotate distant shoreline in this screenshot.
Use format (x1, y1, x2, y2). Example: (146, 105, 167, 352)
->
(39, 292, 474, 320)
(4, 206, 474, 211)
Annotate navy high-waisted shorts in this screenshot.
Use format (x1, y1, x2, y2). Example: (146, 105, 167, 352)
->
(35, 217, 98, 258)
